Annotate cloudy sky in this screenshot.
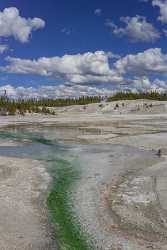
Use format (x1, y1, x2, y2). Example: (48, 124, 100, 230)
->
(1, 0, 167, 98)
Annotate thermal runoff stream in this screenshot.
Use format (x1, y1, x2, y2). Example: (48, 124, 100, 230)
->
(0, 125, 165, 250)
(0, 126, 93, 250)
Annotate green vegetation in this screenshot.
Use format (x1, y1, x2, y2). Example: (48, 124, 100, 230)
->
(1, 91, 167, 115)
(107, 91, 167, 102)
(0, 97, 55, 115)
(47, 158, 91, 250)
(37, 96, 102, 106)
(0, 96, 101, 115)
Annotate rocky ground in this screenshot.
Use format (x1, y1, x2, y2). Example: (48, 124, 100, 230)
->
(0, 152, 55, 250)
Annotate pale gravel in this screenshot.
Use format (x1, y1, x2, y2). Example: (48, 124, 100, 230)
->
(0, 155, 55, 250)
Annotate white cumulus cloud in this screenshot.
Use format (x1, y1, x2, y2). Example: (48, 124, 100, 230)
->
(115, 48, 167, 76)
(94, 9, 102, 16)
(130, 76, 167, 92)
(2, 49, 167, 92)
(0, 44, 9, 53)
(0, 84, 114, 99)
(152, 0, 167, 23)
(2, 51, 123, 84)
(106, 15, 160, 42)
(0, 7, 45, 43)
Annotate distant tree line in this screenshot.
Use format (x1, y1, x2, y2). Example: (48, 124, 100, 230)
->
(107, 91, 167, 102)
(1, 91, 167, 115)
(0, 96, 102, 115)
(36, 96, 102, 107)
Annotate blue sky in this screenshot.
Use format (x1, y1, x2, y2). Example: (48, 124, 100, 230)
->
(0, 0, 167, 98)
(0, 0, 161, 57)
